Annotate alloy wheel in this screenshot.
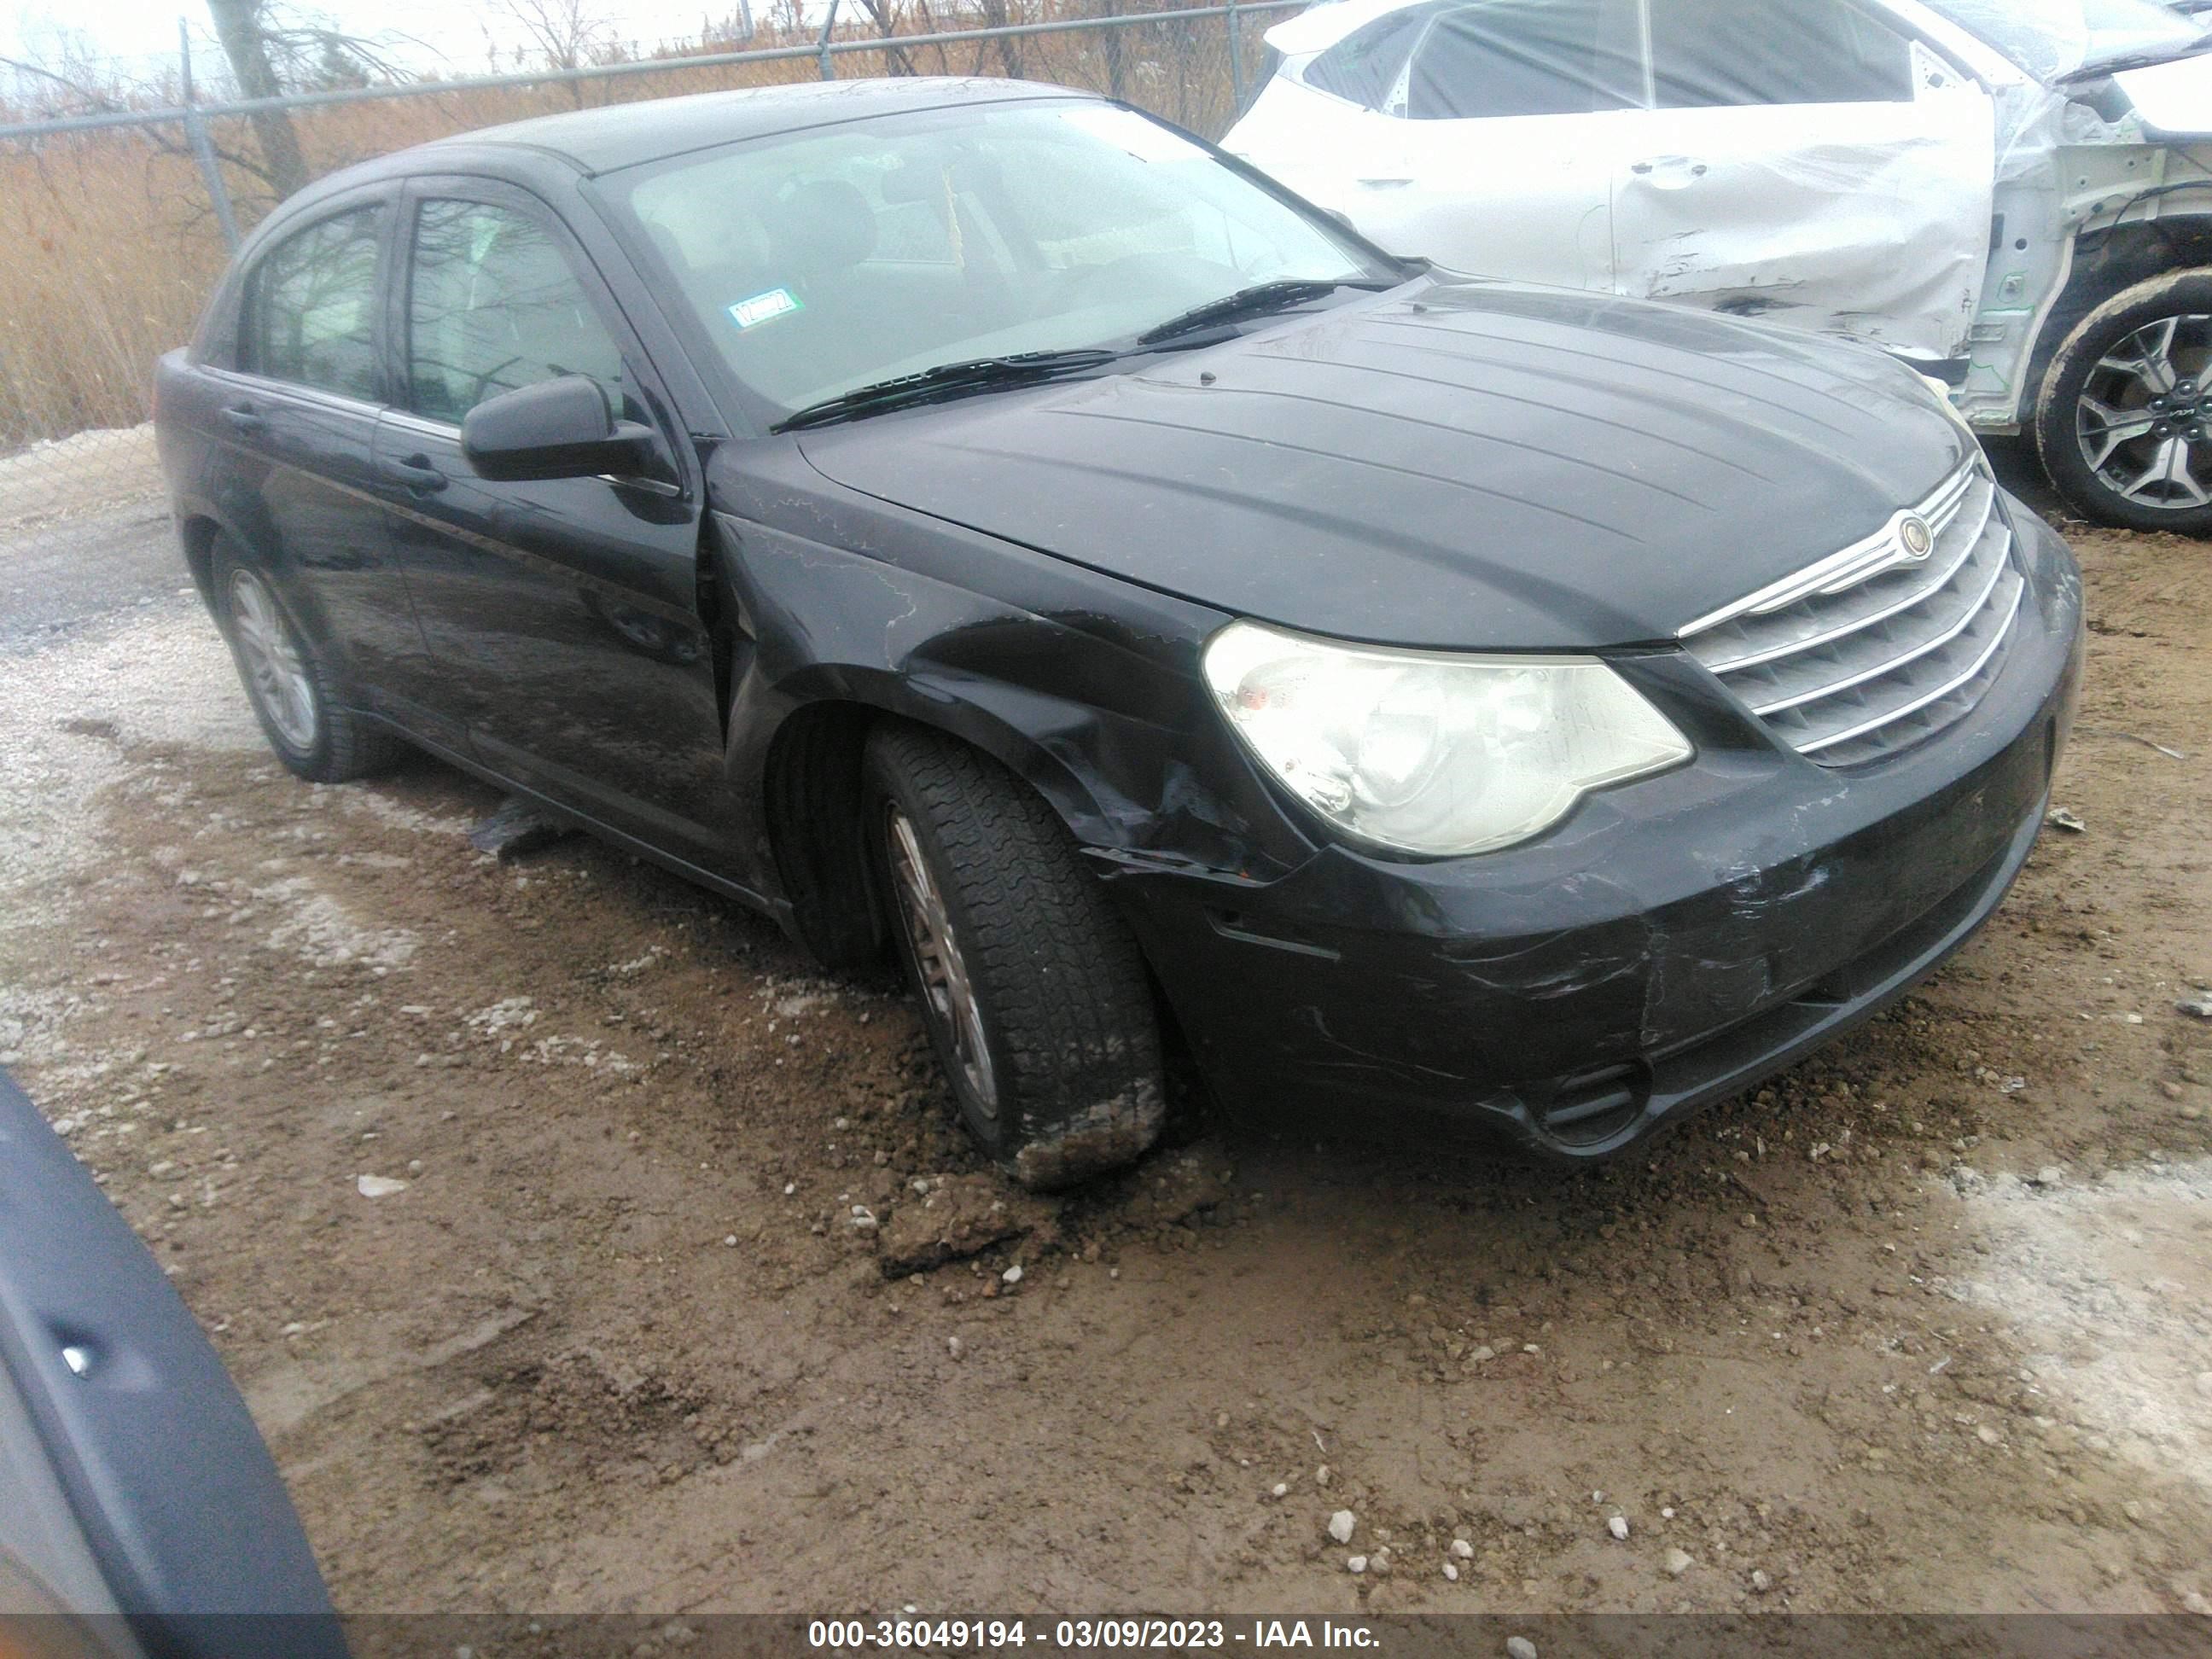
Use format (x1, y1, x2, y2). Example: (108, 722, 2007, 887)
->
(228, 568, 320, 751)
(883, 804, 998, 1117)
(2075, 311, 2212, 512)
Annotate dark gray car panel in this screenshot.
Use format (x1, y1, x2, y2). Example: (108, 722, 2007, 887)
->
(0, 1072, 346, 1656)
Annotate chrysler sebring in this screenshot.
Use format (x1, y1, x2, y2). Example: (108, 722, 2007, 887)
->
(154, 79, 2084, 1188)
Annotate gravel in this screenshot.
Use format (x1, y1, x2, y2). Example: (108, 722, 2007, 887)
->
(1327, 1510, 1356, 1545)
(1665, 1548, 1694, 1577)
(1607, 1516, 1629, 1541)
(0, 611, 253, 930)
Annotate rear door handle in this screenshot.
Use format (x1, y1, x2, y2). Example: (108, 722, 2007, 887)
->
(1631, 158, 1709, 178)
(383, 455, 448, 494)
(1357, 177, 1415, 189)
(221, 405, 265, 434)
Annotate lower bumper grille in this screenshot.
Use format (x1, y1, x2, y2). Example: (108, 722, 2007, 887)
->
(1680, 460, 2022, 767)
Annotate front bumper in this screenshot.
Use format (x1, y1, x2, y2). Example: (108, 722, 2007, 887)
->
(1110, 504, 2086, 1160)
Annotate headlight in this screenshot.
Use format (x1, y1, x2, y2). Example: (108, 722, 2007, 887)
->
(1202, 620, 1692, 857)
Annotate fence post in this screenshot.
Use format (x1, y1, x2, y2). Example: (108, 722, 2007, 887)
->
(817, 0, 842, 79)
(1225, 0, 1243, 111)
(179, 19, 241, 252)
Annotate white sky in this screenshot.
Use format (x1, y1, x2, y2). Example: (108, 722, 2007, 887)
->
(1, 1, 771, 86)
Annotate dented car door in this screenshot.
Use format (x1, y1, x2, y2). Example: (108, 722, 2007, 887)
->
(370, 179, 737, 872)
(1606, 0, 1996, 362)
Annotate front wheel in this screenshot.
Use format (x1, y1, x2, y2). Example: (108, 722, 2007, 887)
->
(2034, 271, 2212, 535)
(863, 725, 1167, 1190)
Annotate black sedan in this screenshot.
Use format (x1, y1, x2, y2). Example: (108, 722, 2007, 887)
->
(154, 78, 2084, 1187)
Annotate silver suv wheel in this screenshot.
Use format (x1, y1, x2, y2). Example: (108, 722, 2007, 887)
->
(2075, 311, 2212, 513)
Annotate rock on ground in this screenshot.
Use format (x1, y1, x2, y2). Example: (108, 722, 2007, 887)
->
(876, 1173, 1058, 1276)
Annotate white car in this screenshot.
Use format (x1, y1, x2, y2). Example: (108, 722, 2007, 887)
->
(1225, 0, 2212, 531)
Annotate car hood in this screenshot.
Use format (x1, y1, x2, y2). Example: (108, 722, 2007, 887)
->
(793, 277, 1971, 652)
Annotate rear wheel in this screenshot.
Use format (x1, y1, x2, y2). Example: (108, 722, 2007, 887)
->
(2035, 271, 2212, 535)
(863, 725, 1166, 1190)
(212, 540, 403, 783)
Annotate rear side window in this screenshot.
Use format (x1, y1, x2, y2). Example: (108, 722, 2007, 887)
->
(1406, 0, 1643, 119)
(246, 207, 385, 401)
(1304, 6, 1436, 110)
(405, 200, 626, 424)
(1646, 0, 1915, 107)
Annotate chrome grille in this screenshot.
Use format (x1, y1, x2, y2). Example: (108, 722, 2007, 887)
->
(1680, 459, 2022, 767)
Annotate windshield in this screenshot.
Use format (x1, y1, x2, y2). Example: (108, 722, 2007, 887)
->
(1918, 0, 2204, 80)
(607, 99, 1395, 424)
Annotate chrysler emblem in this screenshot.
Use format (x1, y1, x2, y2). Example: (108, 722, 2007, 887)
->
(1898, 514, 1935, 561)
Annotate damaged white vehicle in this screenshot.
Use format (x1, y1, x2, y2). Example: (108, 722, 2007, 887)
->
(1225, 0, 2212, 531)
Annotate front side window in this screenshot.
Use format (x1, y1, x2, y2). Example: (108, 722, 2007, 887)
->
(406, 200, 626, 424)
(247, 206, 384, 401)
(1646, 0, 1915, 106)
(1406, 0, 1643, 119)
(612, 100, 1394, 423)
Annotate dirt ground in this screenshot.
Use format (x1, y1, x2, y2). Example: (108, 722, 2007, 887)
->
(2, 498, 2210, 1626)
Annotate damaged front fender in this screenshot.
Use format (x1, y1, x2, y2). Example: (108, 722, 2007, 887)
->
(703, 444, 1324, 951)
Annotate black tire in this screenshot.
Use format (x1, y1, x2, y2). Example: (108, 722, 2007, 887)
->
(863, 724, 1167, 1190)
(211, 538, 405, 783)
(2034, 270, 2212, 535)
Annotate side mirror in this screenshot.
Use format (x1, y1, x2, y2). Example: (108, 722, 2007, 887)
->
(461, 375, 658, 484)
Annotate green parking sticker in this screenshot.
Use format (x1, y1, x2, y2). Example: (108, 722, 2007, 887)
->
(728, 288, 804, 330)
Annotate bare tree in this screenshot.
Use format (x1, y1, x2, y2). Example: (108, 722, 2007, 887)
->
(0, 42, 288, 236)
(973, 0, 1022, 79)
(504, 0, 615, 72)
(502, 0, 617, 105)
(765, 0, 808, 43)
(206, 0, 307, 198)
(854, 0, 918, 75)
(202, 3, 417, 200)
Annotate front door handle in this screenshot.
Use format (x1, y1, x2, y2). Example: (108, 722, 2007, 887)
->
(1631, 158, 1710, 179)
(383, 455, 448, 494)
(221, 405, 265, 434)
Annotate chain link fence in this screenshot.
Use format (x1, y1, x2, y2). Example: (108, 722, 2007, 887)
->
(0, 0, 1290, 562)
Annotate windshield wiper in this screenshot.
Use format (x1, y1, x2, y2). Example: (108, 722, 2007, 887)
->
(1137, 277, 1399, 346)
(2054, 28, 2212, 82)
(772, 348, 1122, 432)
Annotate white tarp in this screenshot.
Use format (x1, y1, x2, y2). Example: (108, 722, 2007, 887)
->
(2115, 53, 2212, 137)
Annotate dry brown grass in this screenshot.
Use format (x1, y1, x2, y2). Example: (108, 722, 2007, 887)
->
(0, 8, 1255, 457)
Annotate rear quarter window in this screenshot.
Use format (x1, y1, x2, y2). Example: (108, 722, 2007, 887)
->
(1303, 5, 1439, 109)
(243, 206, 387, 402)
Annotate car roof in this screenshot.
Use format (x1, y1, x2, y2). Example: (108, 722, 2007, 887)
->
(413, 75, 1089, 176)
